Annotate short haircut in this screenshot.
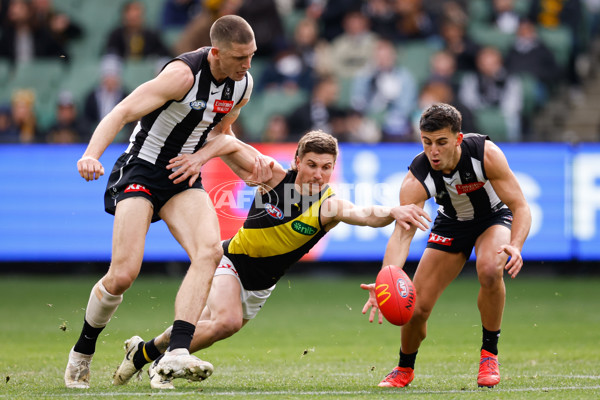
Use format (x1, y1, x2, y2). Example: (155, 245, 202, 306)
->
(210, 15, 255, 49)
(292, 130, 339, 170)
(419, 103, 462, 133)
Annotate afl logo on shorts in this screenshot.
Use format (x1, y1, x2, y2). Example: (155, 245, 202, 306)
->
(189, 100, 207, 110)
(265, 203, 284, 220)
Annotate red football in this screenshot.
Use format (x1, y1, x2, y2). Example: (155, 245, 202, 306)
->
(375, 265, 416, 326)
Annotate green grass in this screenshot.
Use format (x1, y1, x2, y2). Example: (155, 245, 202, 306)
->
(0, 273, 599, 399)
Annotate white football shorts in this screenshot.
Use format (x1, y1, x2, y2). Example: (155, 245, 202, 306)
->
(214, 255, 275, 320)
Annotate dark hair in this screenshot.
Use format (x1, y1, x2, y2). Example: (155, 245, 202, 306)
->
(210, 15, 255, 48)
(419, 103, 462, 133)
(291, 130, 338, 171)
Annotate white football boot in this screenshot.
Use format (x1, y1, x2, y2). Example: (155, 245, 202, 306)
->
(148, 357, 175, 390)
(64, 348, 93, 389)
(113, 335, 144, 385)
(154, 348, 213, 382)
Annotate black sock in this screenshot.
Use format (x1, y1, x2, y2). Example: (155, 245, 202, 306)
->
(169, 320, 195, 351)
(481, 326, 501, 355)
(398, 349, 418, 369)
(133, 338, 162, 369)
(73, 320, 104, 355)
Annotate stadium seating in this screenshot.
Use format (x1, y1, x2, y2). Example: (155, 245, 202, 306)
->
(397, 40, 442, 90)
(474, 107, 508, 142)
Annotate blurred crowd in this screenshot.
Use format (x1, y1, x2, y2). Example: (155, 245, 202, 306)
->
(0, 0, 599, 145)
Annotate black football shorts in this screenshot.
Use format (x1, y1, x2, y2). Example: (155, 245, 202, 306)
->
(104, 153, 204, 222)
(426, 208, 513, 257)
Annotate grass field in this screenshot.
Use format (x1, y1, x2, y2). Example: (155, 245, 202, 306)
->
(0, 272, 599, 399)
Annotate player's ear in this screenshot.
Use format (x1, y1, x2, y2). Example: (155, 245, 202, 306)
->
(210, 47, 219, 58)
(456, 132, 464, 146)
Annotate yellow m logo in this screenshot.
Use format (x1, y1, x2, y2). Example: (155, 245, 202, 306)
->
(376, 283, 391, 306)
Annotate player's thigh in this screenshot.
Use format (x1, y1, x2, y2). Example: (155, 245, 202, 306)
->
(413, 248, 467, 312)
(207, 274, 244, 325)
(110, 197, 153, 271)
(159, 189, 221, 257)
(474, 224, 511, 276)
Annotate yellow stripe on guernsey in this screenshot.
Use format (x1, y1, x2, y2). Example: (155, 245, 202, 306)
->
(227, 186, 334, 258)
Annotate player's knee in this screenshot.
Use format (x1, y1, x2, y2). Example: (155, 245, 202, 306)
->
(104, 269, 138, 293)
(477, 264, 503, 289)
(214, 317, 243, 339)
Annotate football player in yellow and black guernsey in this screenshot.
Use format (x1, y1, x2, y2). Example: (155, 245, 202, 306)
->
(113, 130, 432, 389)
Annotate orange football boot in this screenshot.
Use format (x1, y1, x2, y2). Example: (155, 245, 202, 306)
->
(477, 349, 500, 388)
(378, 366, 414, 387)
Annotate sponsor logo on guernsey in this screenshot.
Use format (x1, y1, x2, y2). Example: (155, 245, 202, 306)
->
(456, 181, 485, 194)
(428, 233, 453, 246)
(291, 221, 317, 236)
(189, 100, 207, 110)
(396, 278, 408, 298)
(124, 183, 151, 195)
(214, 99, 234, 113)
(265, 203, 284, 220)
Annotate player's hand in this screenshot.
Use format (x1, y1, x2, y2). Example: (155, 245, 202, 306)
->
(360, 283, 383, 324)
(498, 244, 523, 278)
(245, 155, 274, 187)
(77, 156, 104, 181)
(167, 153, 206, 186)
(391, 204, 431, 231)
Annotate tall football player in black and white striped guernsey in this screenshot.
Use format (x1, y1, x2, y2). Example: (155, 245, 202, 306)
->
(112, 130, 432, 389)
(361, 103, 531, 389)
(65, 15, 262, 389)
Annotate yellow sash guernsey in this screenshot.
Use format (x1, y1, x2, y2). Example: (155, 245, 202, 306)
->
(223, 170, 335, 290)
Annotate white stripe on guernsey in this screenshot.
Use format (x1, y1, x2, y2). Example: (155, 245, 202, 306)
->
(445, 170, 475, 221)
(472, 157, 485, 181)
(423, 173, 436, 198)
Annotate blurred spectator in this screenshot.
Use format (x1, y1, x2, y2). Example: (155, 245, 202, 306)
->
(344, 109, 381, 143)
(392, 0, 438, 42)
(363, 0, 397, 41)
(322, 10, 378, 79)
(426, 49, 460, 93)
(351, 39, 418, 141)
(30, 0, 83, 50)
(45, 91, 89, 143)
(490, 0, 520, 34)
(438, 18, 480, 73)
(172, 0, 221, 54)
(262, 114, 291, 142)
(11, 89, 41, 143)
(161, 0, 202, 28)
(257, 17, 320, 92)
(314, 0, 363, 41)
(104, 1, 171, 60)
(505, 18, 561, 105)
(0, 104, 19, 143)
(221, 0, 286, 59)
(412, 80, 476, 135)
(458, 46, 523, 141)
(0, 0, 65, 62)
(83, 55, 128, 131)
(286, 74, 346, 140)
(528, 0, 586, 101)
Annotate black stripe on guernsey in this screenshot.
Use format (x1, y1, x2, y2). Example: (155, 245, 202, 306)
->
(129, 102, 174, 158)
(193, 79, 236, 153)
(156, 59, 213, 165)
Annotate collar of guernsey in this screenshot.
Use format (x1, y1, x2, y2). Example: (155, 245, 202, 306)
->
(226, 170, 335, 258)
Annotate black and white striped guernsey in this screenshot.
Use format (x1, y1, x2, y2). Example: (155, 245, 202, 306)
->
(124, 47, 253, 167)
(409, 133, 507, 221)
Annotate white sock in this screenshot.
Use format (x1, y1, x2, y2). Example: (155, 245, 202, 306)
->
(84, 280, 123, 328)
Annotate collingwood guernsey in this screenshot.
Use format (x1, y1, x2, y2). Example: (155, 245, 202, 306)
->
(409, 133, 507, 221)
(125, 47, 253, 167)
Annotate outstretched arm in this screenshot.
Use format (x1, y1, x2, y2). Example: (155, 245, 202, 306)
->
(321, 199, 430, 232)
